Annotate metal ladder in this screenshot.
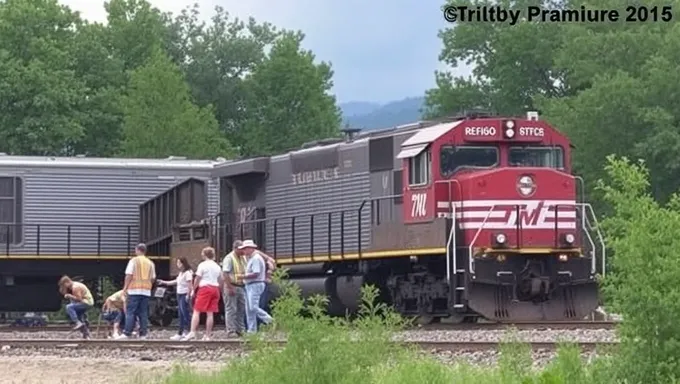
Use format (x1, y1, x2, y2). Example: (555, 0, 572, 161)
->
(446, 204, 466, 310)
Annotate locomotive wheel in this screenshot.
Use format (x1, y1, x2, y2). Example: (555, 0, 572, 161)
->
(161, 312, 174, 327)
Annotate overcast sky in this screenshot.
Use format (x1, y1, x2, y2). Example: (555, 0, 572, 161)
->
(59, 0, 469, 104)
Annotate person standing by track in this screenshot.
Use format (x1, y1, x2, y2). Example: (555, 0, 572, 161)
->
(57, 276, 94, 339)
(115, 243, 156, 340)
(221, 240, 246, 337)
(183, 247, 223, 341)
(157, 257, 194, 340)
(237, 240, 273, 333)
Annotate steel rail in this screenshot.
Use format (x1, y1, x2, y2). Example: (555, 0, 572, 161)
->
(0, 321, 620, 333)
(420, 320, 619, 331)
(0, 339, 619, 352)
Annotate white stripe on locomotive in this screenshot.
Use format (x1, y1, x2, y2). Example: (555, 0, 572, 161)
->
(434, 199, 578, 229)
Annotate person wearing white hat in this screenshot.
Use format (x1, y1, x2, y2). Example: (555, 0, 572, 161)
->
(236, 239, 273, 332)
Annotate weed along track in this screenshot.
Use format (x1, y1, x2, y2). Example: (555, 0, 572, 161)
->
(0, 338, 618, 352)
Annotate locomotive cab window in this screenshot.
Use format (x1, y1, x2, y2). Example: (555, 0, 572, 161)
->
(440, 146, 499, 177)
(408, 150, 431, 186)
(509, 146, 564, 169)
(0, 176, 23, 245)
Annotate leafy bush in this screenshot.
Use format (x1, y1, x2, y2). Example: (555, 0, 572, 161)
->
(596, 155, 680, 383)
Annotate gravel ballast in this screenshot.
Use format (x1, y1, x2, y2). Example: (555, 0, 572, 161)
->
(0, 328, 619, 343)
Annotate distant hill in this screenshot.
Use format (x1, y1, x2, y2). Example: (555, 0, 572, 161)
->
(340, 96, 425, 130)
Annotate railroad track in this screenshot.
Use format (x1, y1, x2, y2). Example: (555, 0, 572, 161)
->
(0, 338, 619, 352)
(0, 320, 619, 333)
(421, 320, 619, 331)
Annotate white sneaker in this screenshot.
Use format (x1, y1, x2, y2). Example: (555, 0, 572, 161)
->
(170, 334, 183, 341)
(201, 335, 211, 341)
(138, 335, 148, 340)
(181, 332, 195, 341)
(113, 333, 128, 340)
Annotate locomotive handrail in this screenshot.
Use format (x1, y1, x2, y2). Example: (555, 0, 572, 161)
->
(240, 209, 352, 261)
(574, 176, 586, 205)
(434, 179, 463, 284)
(467, 205, 498, 274)
(2, 223, 137, 258)
(236, 195, 404, 262)
(583, 203, 606, 277)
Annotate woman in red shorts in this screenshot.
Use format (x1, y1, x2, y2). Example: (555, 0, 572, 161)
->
(182, 247, 224, 341)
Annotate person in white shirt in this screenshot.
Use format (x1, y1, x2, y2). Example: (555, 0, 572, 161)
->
(183, 247, 224, 341)
(157, 257, 194, 340)
(236, 240, 273, 333)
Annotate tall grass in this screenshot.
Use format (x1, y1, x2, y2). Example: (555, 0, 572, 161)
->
(148, 269, 622, 384)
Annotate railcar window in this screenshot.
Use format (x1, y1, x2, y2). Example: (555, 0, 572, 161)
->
(509, 146, 564, 168)
(440, 146, 499, 177)
(408, 150, 431, 186)
(0, 177, 22, 245)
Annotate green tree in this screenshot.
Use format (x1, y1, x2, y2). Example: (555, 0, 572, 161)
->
(597, 155, 680, 383)
(104, 0, 168, 71)
(240, 31, 341, 156)
(166, 5, 280, 148)
(425, 0, 569, 118)
(118, 48, 234, 159)
(69, 23, 127, 156)
(0, 0, 88, 155)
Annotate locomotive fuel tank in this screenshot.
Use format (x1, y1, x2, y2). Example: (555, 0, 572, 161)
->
(272, 274, 365, 317)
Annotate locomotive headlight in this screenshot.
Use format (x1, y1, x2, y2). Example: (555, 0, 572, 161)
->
(495, 233, 507, 244)
(561, 233, 575, 247)
(558, 254, 569, 262)
(504, 120, 516, 139)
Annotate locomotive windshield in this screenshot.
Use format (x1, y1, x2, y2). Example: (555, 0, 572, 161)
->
(508, 146, 564, 168)
(440, 145, 499, 177)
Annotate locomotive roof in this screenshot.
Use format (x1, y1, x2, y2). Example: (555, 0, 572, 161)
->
(0, 155, 228, 170)
(401, 121, 464, 147)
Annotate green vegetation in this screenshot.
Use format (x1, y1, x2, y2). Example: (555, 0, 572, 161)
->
(150, 273, 614, 384)
(0, 0, 341, 159)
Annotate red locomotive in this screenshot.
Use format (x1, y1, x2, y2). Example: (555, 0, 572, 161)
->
(224, 110, 605, 323)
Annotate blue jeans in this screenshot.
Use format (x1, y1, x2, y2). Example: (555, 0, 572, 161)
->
(257, 283, 270, 325)
(102, 310, 125, 328)
(245, 282, 272, 333)
(124, 295, 149, 337)
(65, 302, 91, 325)
(177, 294, 191, 335)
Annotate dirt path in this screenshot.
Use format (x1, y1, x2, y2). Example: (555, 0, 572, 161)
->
(0, 356, 222, 384)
